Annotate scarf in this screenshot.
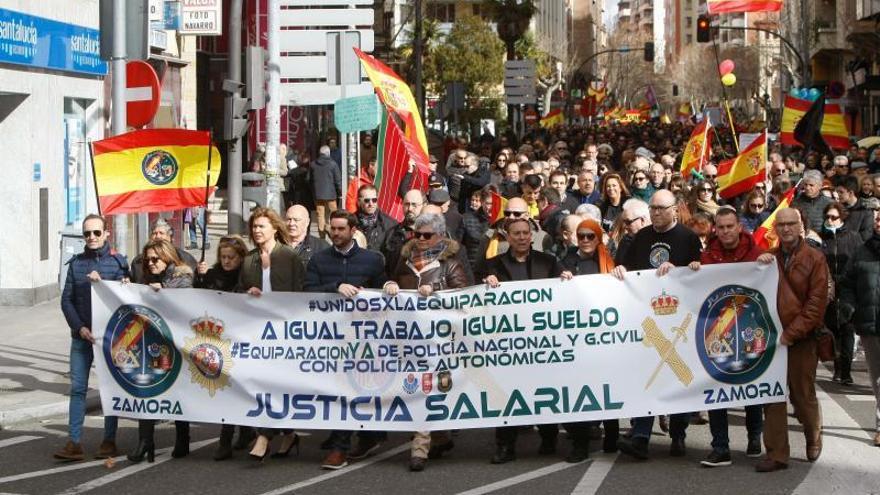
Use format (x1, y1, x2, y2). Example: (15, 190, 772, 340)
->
(576, 219, 614, 273)
(695, 198, 720, 216)
(410, 240, 447, 271)
(357, 211, 379, 230)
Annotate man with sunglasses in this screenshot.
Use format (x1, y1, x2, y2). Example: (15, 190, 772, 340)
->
(475, 198, 548, 277)
(612, 190, 702, 460)
(55, 214, 130, 461)
(354, 185, 397, 251)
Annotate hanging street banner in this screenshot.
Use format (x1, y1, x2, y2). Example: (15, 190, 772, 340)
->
(91, 263, 786, 431)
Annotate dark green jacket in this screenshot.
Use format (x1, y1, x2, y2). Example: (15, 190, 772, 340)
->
(838, 234, 880, 337)
(238, 242, 304, 293)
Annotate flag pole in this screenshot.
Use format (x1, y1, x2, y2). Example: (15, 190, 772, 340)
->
(200, 131, 214, 263)
(87, 140, 102, 217)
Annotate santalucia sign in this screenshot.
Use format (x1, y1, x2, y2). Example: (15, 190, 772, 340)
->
(91, 262, 787, 430)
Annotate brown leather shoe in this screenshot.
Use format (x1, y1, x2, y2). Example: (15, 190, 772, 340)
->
(321, 450, 349, 470)
(807, 436, 822, 462)
(53, 440, 85, 461)
(95, 440, 118, 459)
(874, 432, 880, 447)
(755, 458, 788, 472)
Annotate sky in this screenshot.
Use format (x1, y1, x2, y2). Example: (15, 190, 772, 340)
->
(603, 0, 618, 29)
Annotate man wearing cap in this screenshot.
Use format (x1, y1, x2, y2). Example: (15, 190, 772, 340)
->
(851, 161, 870, 180)
(428, 188, 464, 242)
(398, 156, 445, 198)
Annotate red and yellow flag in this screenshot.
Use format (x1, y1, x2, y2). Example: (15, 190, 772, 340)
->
(540, 108, 564, 128)
(680, 120, 712, 178)
(354, 48, 429, 167)
(716, 131, 767, 199)
(707, 0, 782, 14)
(677, 103, 692, 122)
(780, 95, 850, 150)
(488, 190, 508, 225)
(92, 129, 220, 215)
(588, 81, 607, 104)
(752, 186, 796, 251)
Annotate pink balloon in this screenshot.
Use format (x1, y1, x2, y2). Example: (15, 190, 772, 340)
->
(719, 59, 735, 76)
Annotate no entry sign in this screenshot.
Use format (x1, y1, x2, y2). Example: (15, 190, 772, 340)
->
(126, 60, 160, 128)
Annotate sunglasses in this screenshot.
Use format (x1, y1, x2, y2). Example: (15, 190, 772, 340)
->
(623, 217, 642, 226)
(412, 232, 437, 240)
(755, 184, 766, 190)
(634, 176, 647, 182)
(700, 187, 714, 192)
(749, 203, 765, 208)
(825, 214, 840, 221)
(704, 174, 717, 179)
(83, 230, 103, 238)
(504, 210, 526, 217)
(360, 197, 378, 204)
(576, 232, 597, 241)
(146, 256, 162, 264)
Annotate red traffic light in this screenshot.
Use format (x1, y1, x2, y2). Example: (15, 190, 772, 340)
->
(697, 15, 711, 43)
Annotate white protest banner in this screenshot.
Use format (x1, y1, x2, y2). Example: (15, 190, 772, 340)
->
(91, 262, 786, 431)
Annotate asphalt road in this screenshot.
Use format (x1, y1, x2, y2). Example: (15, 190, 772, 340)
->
(1, 362, 878, 495)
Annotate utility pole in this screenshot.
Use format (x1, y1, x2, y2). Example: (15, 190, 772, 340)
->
(265, 0, 282, 213)
(414, 0, 424, 119)
(226, 0, 243, 234)
(111, 0, 129, 254)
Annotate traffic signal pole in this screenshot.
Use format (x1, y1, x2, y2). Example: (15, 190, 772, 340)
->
(226, 0, 243, 234)
(110, 0, 129, 254)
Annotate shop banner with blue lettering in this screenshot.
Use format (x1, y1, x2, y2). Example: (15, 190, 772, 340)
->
(0, 8, 106, 76)
(91, 263, 787, 430)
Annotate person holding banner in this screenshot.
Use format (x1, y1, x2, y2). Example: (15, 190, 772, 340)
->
(384, 212, 469, 471)
(55, 214, 128, 462)
(285, 204, 329, 269)
(483, 216, 570, 464)
(612, 189, 702, 460)
(755, 208, 828, 472)
(305, 210, 389, 470)
(128, 239, 194, 463)
(559, 218, 620, 462)
(690, 207, 765, 467)
(194, 235, 257, 460)
(239, 207, 305, 462)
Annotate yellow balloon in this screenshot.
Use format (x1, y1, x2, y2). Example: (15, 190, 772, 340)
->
(722, 73, 737, 86)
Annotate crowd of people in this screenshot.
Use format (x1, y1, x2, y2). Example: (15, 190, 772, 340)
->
(56, 120, 880, 475)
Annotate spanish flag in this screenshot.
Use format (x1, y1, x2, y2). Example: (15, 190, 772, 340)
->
(92, 129, 220, 215)
(354, 48, 429, 167)
(677, 103, 692, 122)
(680, 119, 712, 178)
(752, 186, 796, 251)
(716, 131, 767, 200)
(488, 190, 508, 225)
(707, 0, 782, 14)
(540, 108, 564, 128)
(780, 95, 850, 150)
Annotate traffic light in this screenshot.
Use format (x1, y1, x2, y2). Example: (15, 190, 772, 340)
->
(697, 15, 711, 43)
(643, 42, 654, 62)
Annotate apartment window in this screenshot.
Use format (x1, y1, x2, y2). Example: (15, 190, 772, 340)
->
(427, 3, 455, 23)
(686, 16, 692, 27)
(686, 34, 693, 44)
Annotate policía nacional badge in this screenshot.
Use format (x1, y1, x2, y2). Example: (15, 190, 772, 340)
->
(183, 314, 234, 397)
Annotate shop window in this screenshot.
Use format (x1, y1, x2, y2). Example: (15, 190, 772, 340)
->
(63, 98, 94, 227)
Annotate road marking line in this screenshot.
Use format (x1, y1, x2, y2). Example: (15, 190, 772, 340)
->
(455, 461, 583, 495)
(0, 436, 42, 449)
(6, 345, 68, 359)
(255, 442, 411, 495)
(844, 394, 875, 402)
(570, 453, 618, 495)
(0, 457, 128, 484)
(794, 379, 880, 493)
(0, 351, 68, 373)
(55, 438, 216, 495)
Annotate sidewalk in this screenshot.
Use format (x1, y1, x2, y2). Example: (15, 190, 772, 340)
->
(0, 215, 226, 429)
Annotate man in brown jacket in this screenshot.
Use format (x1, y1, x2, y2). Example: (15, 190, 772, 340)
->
(755, 208, 829, 472)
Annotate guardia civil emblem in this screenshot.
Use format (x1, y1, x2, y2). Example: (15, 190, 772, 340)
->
(141, 149, 178, 185)
(183, 315, 234, 396)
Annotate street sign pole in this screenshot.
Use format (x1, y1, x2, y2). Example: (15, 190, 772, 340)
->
(226, 0, 243, 234)
(265, 0, 282, 213)
(111, 0, 129, 255)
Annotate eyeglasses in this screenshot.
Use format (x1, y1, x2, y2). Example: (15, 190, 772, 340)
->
(412, 232, 437, 240)
(360, 197, 378, 204)
(749, 203, 765, 208)
(825, 214, 840, 221)
(700, 187, 714, 193)
(504, 210, 526, 217)
(634, 176, 647, 182)
(754, 184, 766, 190)
(82, 230, 103, 238)
(146, 256, 162, 264)
(704, 174, 717, 180)
(623, 217, 643, 226)
(576, 231, 597, 241)
(649, 204, 675, 211)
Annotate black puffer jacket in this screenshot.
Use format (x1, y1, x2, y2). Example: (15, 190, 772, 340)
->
(839, 234, 880, 337)
(820, 225, 863, 284)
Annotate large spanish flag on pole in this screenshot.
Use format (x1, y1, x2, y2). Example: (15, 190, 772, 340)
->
(707, 0, 782, 14)
(92, 129, 220, 215)
(752, 186, 796, 251)
(780, 95, 850, 149)
(716, 131, 767, 199)
(680, 119, 712, 178)
(354, 48, 430, 168)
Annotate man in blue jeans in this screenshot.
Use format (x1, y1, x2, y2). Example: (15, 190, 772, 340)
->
(55, 214, 129, 461)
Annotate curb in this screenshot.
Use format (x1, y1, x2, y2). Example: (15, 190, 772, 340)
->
(0, 389, 100, 430)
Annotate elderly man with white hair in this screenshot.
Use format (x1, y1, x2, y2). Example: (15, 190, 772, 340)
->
(792, 169, 832, 232)
(311, 144, 342, 238)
